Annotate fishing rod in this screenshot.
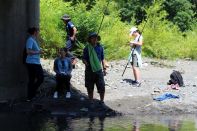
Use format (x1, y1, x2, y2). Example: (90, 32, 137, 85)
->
(97, 0, 110, 36)
(122, 12, 149, 77)
(74, 1, 110, 49)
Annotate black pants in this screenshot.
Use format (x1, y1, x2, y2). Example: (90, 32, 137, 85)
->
(55, 74, 71, 94)
(26, 64, 44, 100)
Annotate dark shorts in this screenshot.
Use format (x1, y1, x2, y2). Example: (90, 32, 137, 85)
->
(130, 54, 139, 67)
(66, 39, 76, 51)
(85, 69, 105, 94)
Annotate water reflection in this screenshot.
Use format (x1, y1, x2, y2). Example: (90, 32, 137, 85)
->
(132, 120, 140, 131)
(0, 113, 47, 131)
(0, 113, 196, 131)
(52, 116, 71, 131)
(87, 117, 105, 131)
(168, 119, 182, 131)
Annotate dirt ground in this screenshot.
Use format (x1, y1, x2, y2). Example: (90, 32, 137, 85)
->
(67, 58, 197, 115)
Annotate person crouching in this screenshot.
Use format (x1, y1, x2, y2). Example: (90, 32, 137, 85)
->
(53, 48, 72, 99)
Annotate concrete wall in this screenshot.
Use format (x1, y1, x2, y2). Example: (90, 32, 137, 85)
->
(0, 0, 39, 100)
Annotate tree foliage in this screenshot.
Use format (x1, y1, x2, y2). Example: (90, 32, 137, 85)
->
(114, 0, 196, 32)
(40, 0, 197, 60)
(40, 0, 69, 57)
(163, 0, 195, 31)
(115, 0, 154, 24)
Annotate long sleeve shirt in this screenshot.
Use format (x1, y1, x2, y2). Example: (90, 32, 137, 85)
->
(54, 57, 72, 76)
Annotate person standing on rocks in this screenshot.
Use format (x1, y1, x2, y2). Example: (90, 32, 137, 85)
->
(53, 48, 73, 99)
(82, 32, 106, 103)
(61, 14, 77, 51)
(61, 14, 78, 69)
(129, 27, 143, 87)
(25, 27, 44, 101)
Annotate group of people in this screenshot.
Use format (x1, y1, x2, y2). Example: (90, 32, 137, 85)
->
(24, 14, 144, 103)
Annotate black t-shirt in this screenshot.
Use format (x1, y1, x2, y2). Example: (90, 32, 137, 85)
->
(66, 21, 75, 37)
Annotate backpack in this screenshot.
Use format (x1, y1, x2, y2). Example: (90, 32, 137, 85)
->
(168, 70, 184, 87)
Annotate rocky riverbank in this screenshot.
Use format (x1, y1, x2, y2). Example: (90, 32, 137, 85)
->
(41, 57, 197, 115)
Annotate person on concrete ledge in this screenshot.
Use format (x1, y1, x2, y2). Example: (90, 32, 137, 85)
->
(53, 48, 72, 99)
(25, 27, 44, 101)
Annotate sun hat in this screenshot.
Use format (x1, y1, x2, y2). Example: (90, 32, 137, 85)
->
(130, 27, 138, 35)
(61, 14, 71, 20)
(88, 32, 98, 39)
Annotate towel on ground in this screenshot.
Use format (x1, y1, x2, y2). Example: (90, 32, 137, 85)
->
(153, 93, 179, 101)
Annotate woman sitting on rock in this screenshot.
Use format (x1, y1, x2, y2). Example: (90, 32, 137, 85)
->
(53, 48, 72, 99)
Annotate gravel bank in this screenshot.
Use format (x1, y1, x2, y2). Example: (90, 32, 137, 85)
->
(42, 58, 197, 115)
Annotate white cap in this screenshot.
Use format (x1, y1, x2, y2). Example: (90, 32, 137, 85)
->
(130, 27, 138, 35)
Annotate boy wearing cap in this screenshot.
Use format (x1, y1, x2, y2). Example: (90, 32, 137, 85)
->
(61, 14, 77, 50)
(82, 32, 106, 103)
(129, 27, 143, 87)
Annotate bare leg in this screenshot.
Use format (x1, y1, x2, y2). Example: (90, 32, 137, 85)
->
(132, 66, 140, 82)
(88, 91, 94, 101)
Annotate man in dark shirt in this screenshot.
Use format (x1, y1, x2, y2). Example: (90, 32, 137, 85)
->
(82, 32, 106, 103)
(61, 14, 77, 51)
(61, 14, 78, 68)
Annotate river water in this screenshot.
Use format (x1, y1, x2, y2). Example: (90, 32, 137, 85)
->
(0, 112, 196, 131)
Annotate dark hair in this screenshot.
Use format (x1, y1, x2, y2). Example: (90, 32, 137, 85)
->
(60, 47, 68, 52)
(136, 30, 141, 34)
(27, 27, 39, 35)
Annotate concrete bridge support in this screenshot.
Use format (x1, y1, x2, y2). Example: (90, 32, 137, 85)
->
(0, 0, 39, 100)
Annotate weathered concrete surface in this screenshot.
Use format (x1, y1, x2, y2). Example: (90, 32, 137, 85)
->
(0, 86, 119, 118)
(0, 0, 39, 100)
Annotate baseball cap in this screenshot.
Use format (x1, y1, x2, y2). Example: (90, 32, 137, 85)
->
(130, 27, 138, 35)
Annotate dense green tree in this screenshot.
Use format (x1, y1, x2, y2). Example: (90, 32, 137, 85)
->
(64, 0, 96, 10)
(115, 0, 154, 24)
(114, 0, 196, 31)
(162, 0, 194, 31)
(189, 0, 197, 17)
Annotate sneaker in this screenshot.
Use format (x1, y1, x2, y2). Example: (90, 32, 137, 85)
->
(132, 81, 141, 87)
(66, 92, 71, 98)
(26, 99, 31, 102)
(53, 91, 58, 99)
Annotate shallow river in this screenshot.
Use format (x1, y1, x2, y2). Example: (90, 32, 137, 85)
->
(0, 113, 197, 131)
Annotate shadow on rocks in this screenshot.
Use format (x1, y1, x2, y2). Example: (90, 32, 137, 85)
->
(1, 69, 120, 118)
(123, 79, 136, 85)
